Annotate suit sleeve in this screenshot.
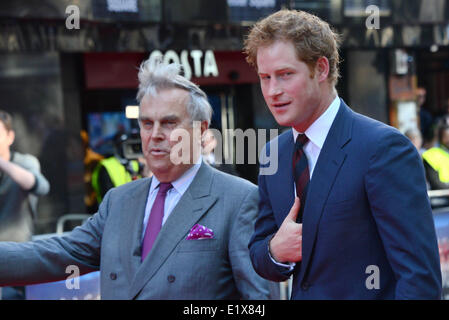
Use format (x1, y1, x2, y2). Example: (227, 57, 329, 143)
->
(365, 130, 442, 299)
(0, 188, 113, 286)
(228, 186, 272, 299)
(248, 166, 295, 282)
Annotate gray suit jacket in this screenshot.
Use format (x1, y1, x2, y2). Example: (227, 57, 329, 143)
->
(0, 162, 271, 299)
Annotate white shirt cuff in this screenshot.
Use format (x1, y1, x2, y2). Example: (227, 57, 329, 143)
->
(268, 249, 296, 271)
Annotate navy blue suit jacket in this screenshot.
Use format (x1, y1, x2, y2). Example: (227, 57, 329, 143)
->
(249, 99, 442, 299)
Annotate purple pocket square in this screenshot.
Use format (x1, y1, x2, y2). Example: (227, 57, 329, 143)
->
(186, 224, 214, 240)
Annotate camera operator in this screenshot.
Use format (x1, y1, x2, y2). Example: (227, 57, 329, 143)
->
(92, 130, 145, 203)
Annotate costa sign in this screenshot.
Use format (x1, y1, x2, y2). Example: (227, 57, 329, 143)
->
(148, 50, 219, 80)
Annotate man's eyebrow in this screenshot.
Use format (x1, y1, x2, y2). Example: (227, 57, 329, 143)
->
(161, 115, 179, 122)
(272, 68, 294, 74)
(138, 116, 151, 122)
(258, 67, 293, 75)
(277, 68, 293, 72)
(138, 115, 179, 122)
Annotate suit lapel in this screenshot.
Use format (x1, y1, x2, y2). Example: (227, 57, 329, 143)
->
(129, 163, 217, 299)
(119, 177, 152, 284)
(298, 100, 353, 283)
(269, 133, 296, 226)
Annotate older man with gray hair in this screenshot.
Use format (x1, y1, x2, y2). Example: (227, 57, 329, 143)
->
(0, 60, 272, 299)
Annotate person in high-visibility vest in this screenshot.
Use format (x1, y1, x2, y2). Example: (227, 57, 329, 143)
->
(423, 124, 449, 189)
(92, 132, 142, 203)
(80, 130, 104, 213)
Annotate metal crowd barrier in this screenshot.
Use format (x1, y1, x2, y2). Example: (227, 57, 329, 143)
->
(25, 213, 100, 300)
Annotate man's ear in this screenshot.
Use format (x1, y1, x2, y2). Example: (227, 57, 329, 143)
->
(200, 120, 209, 136)
(315, 56, 330, 83)
(7, 130, 15, 147)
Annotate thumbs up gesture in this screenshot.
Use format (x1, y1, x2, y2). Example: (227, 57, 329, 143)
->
(269, 198, 303, 263)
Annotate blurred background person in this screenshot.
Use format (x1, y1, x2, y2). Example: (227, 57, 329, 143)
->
(423, 123, 439, 151)
(405, 128, 424, 154)
(404, 128, 430, 189)
(80, 130, 104, 214)
(415, 87, 439, 151)
(91, 130, 144, 204)
(0, 110, 50, 241)
(0, 109, 49, 299)
(438, 98, 449, 127)
(423, 124, 449, 190)
(417, 87, 435, 145)
(202, 129, 239, 176)
(202, 129, 218, 166)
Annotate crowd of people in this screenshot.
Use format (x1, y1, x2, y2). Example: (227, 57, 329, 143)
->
(405, 88, 449, 191)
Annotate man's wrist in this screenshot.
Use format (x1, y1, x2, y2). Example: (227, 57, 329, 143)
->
(268, 236, 296, 270)
(268, 234, 285, 264)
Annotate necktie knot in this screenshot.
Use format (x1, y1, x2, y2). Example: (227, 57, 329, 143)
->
(295, 134, 309, 150)
(158, 183, 173, 195)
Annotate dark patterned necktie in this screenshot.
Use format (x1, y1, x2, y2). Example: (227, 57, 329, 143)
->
(292, 134, 310, 223)
(141, 182, 173, 261)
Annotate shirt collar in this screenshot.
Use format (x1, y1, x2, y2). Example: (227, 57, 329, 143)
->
(149, 155, 203, 196)
(292, 95, 340, 149)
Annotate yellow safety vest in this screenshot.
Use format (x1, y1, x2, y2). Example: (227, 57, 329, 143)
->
(422, 147, 449, 183)
(92, 157, 140, 203)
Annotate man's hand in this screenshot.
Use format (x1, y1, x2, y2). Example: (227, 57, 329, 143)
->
(269, 197, 303, 263)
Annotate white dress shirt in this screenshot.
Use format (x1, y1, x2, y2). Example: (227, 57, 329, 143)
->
(271, 96, 340, 268)
(292, 95, 341, 181)
(141, 156, 202, 241)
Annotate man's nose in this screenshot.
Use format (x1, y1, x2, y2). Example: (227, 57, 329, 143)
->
(151, 123, 164, 140)
(268, 78, 282, 97)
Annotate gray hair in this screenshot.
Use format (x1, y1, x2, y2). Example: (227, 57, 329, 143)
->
(136, 59, 212, 125)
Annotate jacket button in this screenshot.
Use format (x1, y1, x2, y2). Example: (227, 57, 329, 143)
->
(301, 282, 310, 290)
(110, 273, 117, 280)
(167, 275, 176, 283)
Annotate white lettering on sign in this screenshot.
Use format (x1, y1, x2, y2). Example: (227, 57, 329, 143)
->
(204, 50, 219, 77)
(163, 50, 180, 65)
(190, 50, 203, 78)
(148, 50, 219, 80)
(180, 51, 192, 80)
